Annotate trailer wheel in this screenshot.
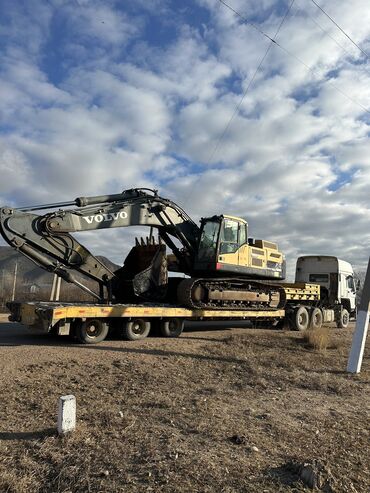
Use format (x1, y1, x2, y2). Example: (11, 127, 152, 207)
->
(292, 306, 309, 331)
(336, 309, 349, 329)
(160, 318, 184, 338)
(76, 319, 109, 344)
(123, 319, 150, 341)
(310, 308, 323, 330)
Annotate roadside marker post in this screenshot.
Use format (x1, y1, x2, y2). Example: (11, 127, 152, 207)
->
(58, 395, 76, 435)
(347, 258, 370, 374)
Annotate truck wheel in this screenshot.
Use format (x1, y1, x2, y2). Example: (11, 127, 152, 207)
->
(160, 318, 184, 338)
(337, 309, 349, 329)
(76, 319, 109, 344)
(123, 319, 150, 341)
(292, 306, 309, 331)
(310, 308, 323, 330)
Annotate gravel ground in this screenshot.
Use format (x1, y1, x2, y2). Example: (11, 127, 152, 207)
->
(0, 317, 369, 492)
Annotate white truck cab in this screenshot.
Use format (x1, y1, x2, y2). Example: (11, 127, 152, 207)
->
(295, 255, 357, 328)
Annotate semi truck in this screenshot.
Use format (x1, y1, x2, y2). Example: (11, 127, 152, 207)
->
(5, 254, 356, 343)
(0, 188, 357, 343)
(295, 255, 358, 328)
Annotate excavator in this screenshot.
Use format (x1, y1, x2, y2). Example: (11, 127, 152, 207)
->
(0, 188, 286, 310)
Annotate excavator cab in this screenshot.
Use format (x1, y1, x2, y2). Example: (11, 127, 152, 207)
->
(195, 215, 247, 270)
(194, 215, 285, 280)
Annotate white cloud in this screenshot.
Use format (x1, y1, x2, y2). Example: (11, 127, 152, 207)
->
(0, 0, 370, 278)
(0, 143, 32, 194)
(63, 2, 140, 46)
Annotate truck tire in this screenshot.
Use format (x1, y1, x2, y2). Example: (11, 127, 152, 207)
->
(337, 309, 349, 329)
(292, 306, 309, 331)
(123, 319, 150, 341)
(76, 319, 109, 344)
(160, 318, 184, 338)
(310, 308, 323, 330)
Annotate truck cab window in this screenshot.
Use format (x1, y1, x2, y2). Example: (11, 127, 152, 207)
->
(347, 275, 355, 291)
(309, 273, 329, 283)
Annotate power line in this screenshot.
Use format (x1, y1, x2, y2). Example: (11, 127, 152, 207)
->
(208, 0, 296, 163)
(207, 43, 273, 164)
(275, 39, 370, 115)
(219, 0, 370, 116)
(306, 9, 357, 61)
(310, 0, 369, 60)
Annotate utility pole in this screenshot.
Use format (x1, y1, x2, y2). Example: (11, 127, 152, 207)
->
(0, 269, 4, 309)
(11, 261, 18, 302)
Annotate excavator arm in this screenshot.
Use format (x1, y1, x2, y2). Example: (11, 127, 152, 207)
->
(0, 188, 200, 302)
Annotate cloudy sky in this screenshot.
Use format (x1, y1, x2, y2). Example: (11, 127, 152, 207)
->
(0, 0, 369, 278)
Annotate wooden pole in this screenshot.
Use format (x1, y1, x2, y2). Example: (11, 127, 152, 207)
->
(347, 257, 370, 373)
(0, 270, 4, 308)
(11, 261, 18, 302)
(55, 276, 61, 301)
(50, 274, 57, 301)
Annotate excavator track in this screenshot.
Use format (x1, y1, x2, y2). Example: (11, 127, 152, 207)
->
(177, 278, 286, 310)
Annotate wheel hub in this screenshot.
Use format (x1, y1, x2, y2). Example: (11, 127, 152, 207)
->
(133, 322, 144, 335)
(86, 324, 99, 336)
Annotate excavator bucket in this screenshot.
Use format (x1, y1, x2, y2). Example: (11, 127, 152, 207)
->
(114, 239, 168, 302)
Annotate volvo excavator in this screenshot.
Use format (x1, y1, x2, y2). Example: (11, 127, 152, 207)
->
(0, 188, 286, 310)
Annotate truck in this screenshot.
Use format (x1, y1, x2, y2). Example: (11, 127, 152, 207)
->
(6, 279, 321, 343)
(0, 188, 357, 343)
(295, 255, 358, 328)
(5, 266, 353, 343)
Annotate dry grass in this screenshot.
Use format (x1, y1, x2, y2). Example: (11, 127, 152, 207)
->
(0, 323, 368, 492)
(302, 326, 331, 352)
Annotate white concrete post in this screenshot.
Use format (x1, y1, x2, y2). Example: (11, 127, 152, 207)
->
(58, 395, 76, 435)
(347, 258, 370, 373)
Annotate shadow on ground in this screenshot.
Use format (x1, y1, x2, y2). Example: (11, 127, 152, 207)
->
(0, 319, 254, 348)
(0, 428, 55, 441)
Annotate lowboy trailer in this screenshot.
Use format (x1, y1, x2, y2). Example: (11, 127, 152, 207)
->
(5, 281, 340, 344)
(7, 301, 285, 343)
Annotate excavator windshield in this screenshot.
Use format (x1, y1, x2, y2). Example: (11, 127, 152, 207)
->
(197, 220, 220, 262)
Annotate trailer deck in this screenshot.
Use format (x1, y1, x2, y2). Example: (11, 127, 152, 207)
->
(7, 301, 285, 333)
(5, 282, 321, 343)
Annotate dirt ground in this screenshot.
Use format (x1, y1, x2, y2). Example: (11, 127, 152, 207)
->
(0, 314, 369, 493)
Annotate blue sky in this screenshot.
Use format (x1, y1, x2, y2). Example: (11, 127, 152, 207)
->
(0, 0, 370, 276)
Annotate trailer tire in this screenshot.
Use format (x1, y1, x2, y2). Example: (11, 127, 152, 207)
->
(292, 306, 309, 331)
(160, 318, 184, 338)
(336, 309, 349, 329)
(310, 308, 323, 330)
(76, 319, 109, 344)
(123, 319, 150, 341)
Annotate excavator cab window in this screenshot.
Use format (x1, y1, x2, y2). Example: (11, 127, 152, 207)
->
(197, 220, 220, 261)
(219, 219, 247, 254)
(220, 219, 239, 254)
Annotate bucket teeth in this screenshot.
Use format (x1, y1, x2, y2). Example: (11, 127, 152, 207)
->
(134, 236, 158, 247)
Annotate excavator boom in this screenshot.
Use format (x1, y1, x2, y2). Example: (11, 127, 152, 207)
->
(0, 188, 200, 302)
